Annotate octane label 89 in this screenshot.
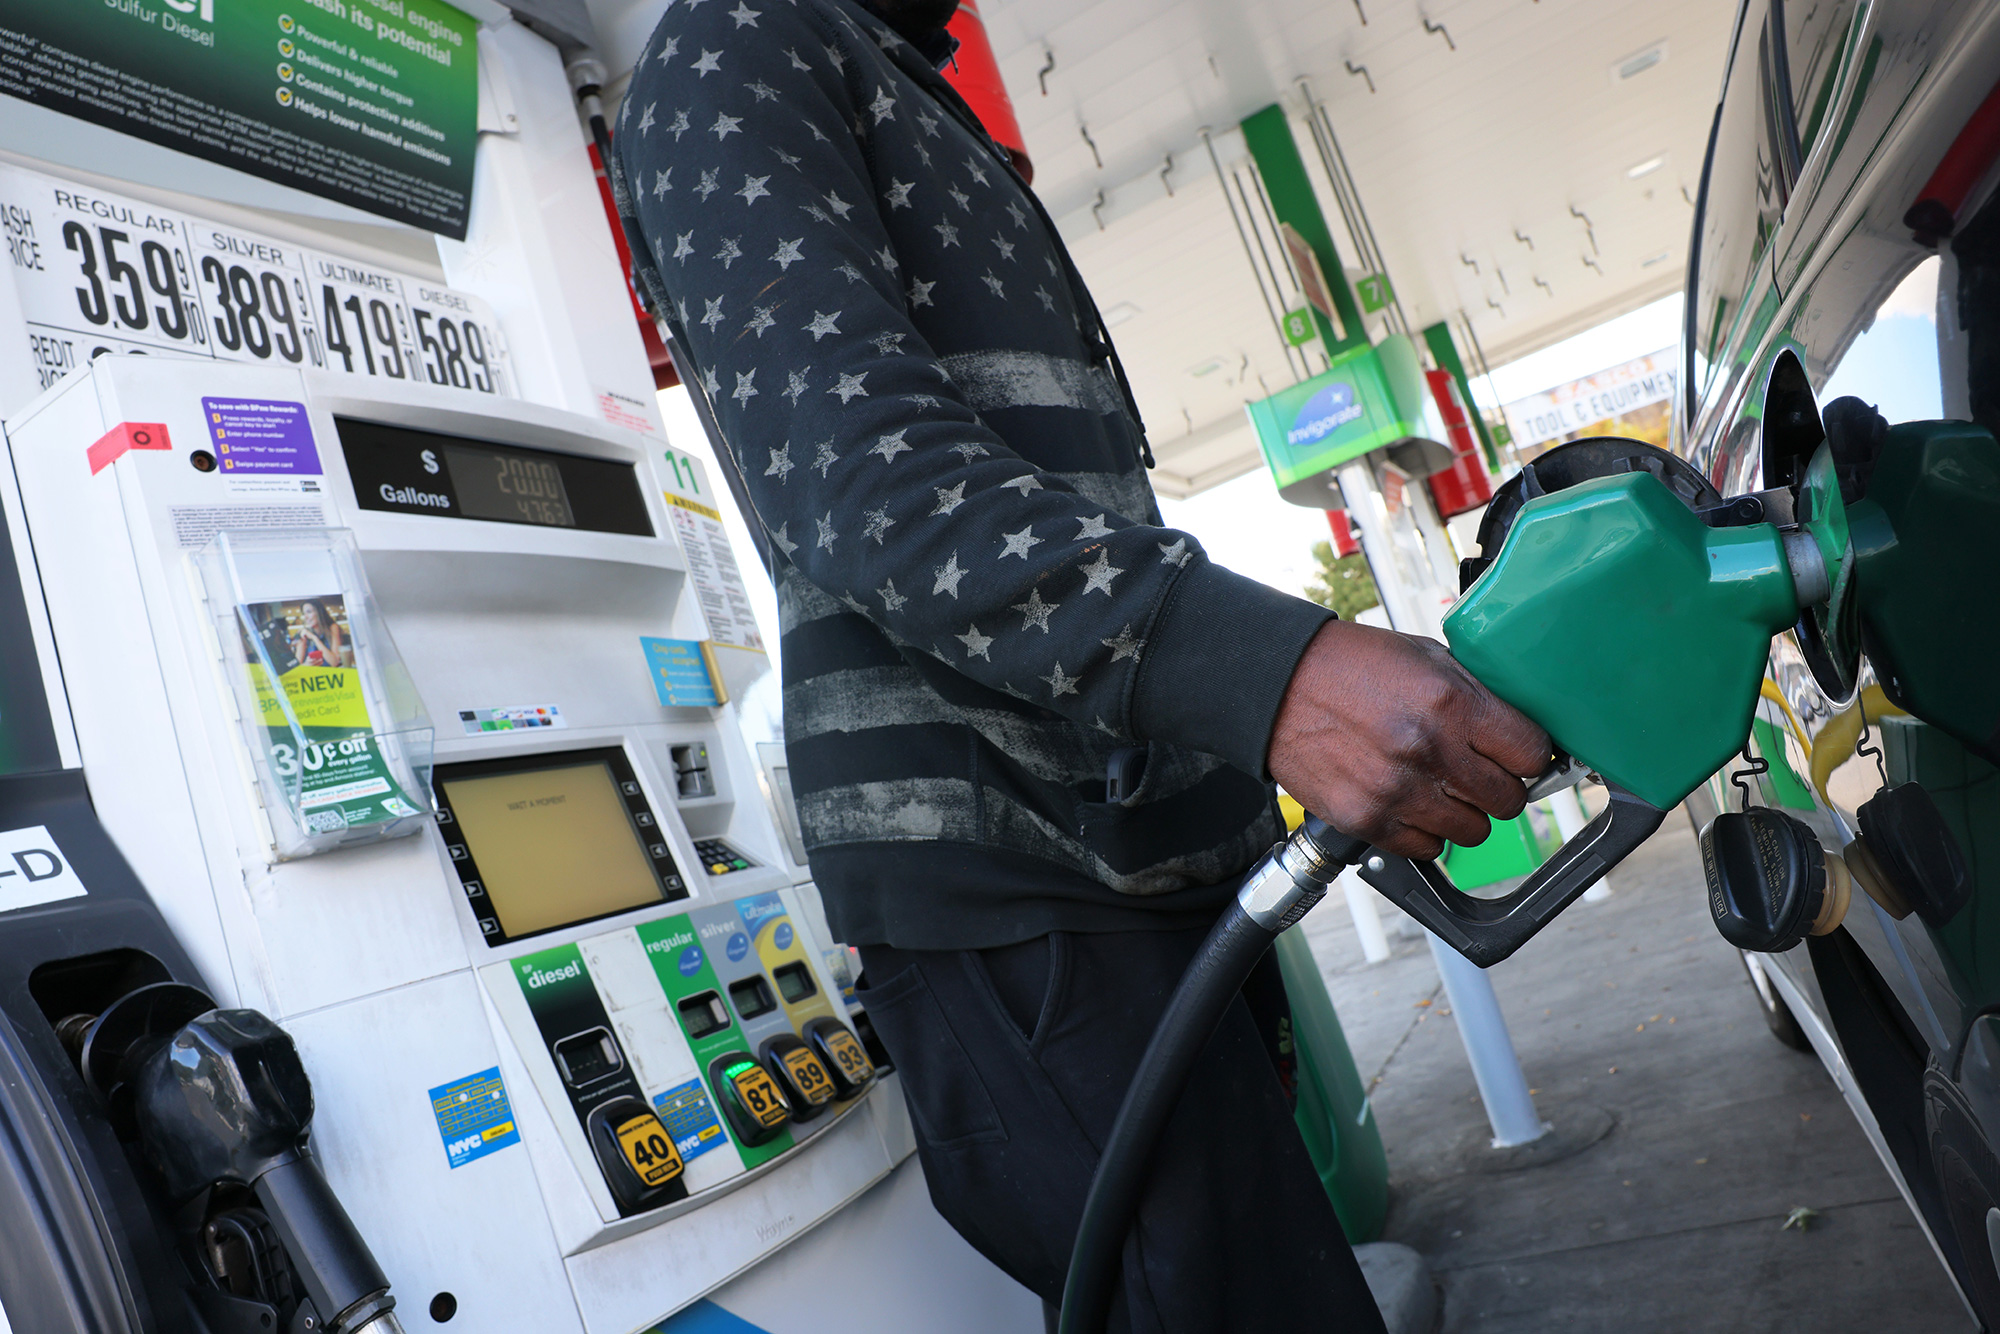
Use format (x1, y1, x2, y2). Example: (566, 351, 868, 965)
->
(0, 164, 512, 399)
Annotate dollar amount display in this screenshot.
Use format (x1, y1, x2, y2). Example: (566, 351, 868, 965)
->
(1, 164, 512, 400)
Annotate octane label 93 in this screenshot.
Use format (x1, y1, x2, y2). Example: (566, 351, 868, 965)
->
(0, 163, 512, 398)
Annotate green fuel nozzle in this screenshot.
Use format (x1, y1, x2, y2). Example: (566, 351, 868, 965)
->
(1446, 462, 1841, 811)
(1341, 439, 1854, 966)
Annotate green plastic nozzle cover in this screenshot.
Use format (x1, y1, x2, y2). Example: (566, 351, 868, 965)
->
(1444, 471, 1803, 809)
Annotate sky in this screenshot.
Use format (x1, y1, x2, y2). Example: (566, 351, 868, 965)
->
(657, 289, 1701, 663)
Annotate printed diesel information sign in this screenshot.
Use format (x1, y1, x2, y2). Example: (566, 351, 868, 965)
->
(0, 0, 479, 238)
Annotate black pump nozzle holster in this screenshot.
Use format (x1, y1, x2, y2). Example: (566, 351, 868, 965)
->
(87, 993, 397, 1334)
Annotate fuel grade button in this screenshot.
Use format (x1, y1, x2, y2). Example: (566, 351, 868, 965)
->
(804, 1016, 875, 1099)
(585, 1096, 688, 1214)
(760, 1033, 835, 1121)
(709, 1052, 790, 1145)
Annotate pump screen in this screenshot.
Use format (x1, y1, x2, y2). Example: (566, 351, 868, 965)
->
(440, 760, 665, 937)
(728, 975, 777, 1021)
(444, 443, 575, 528)
(773, 961, 817, 1004)
(338, 418, 653, 536)
(678, 992, 731, 1040)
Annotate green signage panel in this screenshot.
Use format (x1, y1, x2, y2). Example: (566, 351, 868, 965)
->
(0, 0, 479, 238)
(1247, 342, 1424, 507)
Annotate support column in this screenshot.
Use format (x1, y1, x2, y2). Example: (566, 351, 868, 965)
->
(1337, 458, 1548, 1149)
(1427, 935, 1548, 1147)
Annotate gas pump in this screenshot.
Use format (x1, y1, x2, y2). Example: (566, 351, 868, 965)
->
(0, 355, 906, 1333)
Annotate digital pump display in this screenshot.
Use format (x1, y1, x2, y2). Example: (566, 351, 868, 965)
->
(337, 418, 653, 536)
(442, 443, 576, 528)
(439, 760, 668, 938)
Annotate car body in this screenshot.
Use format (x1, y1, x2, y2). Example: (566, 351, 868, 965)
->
(1679, 0, 2000, 1323)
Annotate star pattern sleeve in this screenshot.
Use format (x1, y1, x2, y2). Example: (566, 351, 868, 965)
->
(616, 2, 1333, 771)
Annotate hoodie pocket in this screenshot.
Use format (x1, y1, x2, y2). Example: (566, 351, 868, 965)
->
(857, 961, 1006, 1148)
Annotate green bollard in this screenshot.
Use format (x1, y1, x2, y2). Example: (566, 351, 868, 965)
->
(1276, 929, 1388, 1242)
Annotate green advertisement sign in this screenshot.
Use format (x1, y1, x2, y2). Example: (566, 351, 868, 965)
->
(1247, 341, 1425, 508)
(0, 0, 479, 238)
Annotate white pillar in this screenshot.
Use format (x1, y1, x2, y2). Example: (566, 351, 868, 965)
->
(1342, 868, 1392, 964)
(1334, 449, 1547, 1148)
(1427, 933, 1549, 1147)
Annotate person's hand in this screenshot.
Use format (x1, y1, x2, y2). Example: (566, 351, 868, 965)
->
(1268, 620, 1551, 861)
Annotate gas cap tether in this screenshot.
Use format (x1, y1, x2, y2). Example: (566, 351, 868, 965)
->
(1701, 807, 1849, 952)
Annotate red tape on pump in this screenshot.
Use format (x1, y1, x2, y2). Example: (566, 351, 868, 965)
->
(87, 422, 171, 475)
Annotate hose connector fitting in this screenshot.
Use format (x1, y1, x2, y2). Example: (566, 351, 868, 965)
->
(1236, 820, 1370, 931)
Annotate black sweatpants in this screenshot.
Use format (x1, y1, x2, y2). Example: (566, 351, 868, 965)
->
(858, 925, 1386, 1334)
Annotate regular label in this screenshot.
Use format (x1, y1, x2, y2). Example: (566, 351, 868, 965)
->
(0, 825, 85, 914)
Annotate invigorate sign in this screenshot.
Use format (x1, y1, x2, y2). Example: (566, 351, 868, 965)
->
(1246, 341, 1425, 508)
(0, 0, 479, 238)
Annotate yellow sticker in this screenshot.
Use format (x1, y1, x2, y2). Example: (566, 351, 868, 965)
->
(731, 1065, 790, 1128)
(614, 1111, 684, 1188)
(824, 1029, 873, 1085)
(781, 1046, 835, 1105)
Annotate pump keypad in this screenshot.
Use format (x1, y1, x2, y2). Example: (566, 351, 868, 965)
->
(694, 839, 755, 877)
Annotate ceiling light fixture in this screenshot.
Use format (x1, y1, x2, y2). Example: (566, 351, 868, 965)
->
(1103, 301, 1142, 328)
(1640, 252, 1671, 268)
(1612, 41, 1668, 83)
(1627, 154, 1667, 179)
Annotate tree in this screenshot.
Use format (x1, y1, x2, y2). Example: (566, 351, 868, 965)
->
(1303, 540, 1382, 620)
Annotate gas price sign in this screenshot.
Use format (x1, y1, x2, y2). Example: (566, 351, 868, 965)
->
(0, 163, 512, 400)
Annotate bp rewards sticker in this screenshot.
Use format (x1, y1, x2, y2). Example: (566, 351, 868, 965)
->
(429, 1066, 520, 1169)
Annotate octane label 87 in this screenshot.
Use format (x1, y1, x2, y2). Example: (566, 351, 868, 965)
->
(0, 164, 512, 398)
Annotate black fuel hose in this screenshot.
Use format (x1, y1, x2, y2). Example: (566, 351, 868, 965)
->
(1056, 818, 1368, 1333)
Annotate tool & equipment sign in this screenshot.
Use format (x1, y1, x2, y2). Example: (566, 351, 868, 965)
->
(0, 825, 86, 914)
(0, 0, 480, 238)
(0, 162, 514, 401)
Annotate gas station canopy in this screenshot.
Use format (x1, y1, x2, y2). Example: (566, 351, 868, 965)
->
(968, 0, 1734, 496)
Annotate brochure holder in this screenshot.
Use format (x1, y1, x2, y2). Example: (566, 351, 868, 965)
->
(194, 528, 434, 859)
